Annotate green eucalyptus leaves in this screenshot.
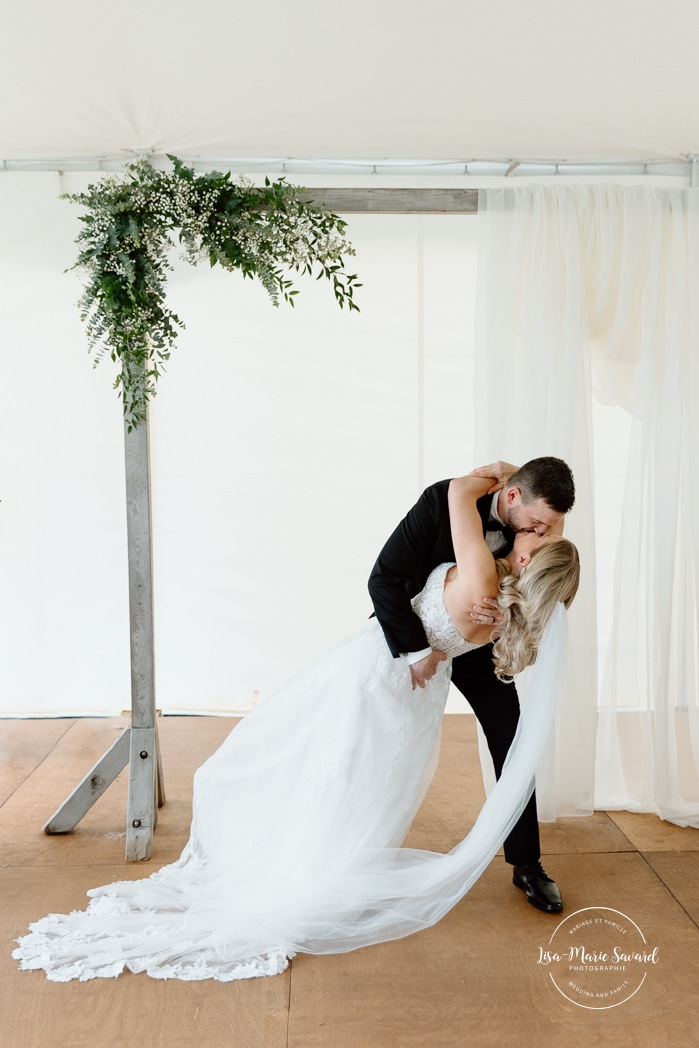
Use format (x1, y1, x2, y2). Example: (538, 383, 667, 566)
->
(66, 156, 360, 427)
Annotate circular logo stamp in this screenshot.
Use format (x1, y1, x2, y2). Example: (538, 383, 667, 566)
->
(535, 906, 659, 1009)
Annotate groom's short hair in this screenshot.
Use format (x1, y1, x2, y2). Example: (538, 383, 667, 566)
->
(509, 457, 576, 514)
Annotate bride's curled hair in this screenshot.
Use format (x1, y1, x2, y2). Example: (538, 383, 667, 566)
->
(491, 539, 580, 680)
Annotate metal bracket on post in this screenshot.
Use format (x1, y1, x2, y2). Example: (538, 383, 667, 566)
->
(44, 404, 165, 859)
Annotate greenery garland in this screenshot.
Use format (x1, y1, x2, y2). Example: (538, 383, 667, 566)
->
(65, 156, 361, 427)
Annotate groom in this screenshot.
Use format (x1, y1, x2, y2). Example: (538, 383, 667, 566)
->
(368, 456, 576, 914)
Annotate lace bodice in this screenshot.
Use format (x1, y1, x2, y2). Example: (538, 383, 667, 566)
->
(411, 562, 483, 659)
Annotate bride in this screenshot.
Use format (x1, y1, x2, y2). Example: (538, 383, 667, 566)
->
(13, 471, 580, 983)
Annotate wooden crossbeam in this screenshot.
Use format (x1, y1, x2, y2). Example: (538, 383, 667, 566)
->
(297, 188, 478, 214)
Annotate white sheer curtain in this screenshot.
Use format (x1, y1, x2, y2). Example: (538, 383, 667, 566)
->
(473, 186, 597, 820)
(475, 184, 699, 827)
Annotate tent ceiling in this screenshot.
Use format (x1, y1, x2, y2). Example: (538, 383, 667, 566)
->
(3, 0, 699, 166)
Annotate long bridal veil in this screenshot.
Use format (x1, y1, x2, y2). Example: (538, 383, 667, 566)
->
(289, 602, 568, 954)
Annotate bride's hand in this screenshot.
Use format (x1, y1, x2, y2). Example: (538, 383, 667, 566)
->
(469, 460, 518, 493)
(409, 650, 448, 690)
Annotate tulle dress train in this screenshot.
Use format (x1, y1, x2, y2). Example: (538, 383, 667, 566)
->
(13, 563, 565, 982)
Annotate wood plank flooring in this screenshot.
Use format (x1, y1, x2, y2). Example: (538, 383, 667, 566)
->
(1, 716, 697, 1048)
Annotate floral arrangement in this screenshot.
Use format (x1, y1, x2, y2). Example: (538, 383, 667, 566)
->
(65, 156, 360, 427)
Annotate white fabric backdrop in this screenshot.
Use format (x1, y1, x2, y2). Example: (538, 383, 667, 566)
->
(0, 172, 481, 716)
(476, 185, 699, 827)
(473, 187, 598, 819)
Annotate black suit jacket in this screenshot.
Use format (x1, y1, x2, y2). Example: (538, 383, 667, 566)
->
(368, 479, 513, 658)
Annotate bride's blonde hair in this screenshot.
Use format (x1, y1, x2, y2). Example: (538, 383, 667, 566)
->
(491, 539, 580, 680)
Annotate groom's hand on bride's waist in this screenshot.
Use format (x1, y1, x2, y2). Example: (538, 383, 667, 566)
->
(409, 650, 448, 690)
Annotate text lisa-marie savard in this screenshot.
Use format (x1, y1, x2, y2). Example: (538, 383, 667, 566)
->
(537, 946, 659, 968)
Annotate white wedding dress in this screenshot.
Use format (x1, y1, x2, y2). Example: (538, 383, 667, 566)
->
(13, 563, 566, 982)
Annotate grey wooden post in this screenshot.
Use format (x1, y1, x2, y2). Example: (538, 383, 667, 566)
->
(123, 411, 159, 860)
(44, 407, 165, 859)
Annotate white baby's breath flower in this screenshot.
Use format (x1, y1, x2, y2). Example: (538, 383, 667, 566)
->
(66, 157, 357, 425)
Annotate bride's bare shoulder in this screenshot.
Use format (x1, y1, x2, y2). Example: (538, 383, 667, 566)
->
(443, 566, 498, 645)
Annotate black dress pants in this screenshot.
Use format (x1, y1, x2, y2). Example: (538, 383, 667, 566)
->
(450, 643, 540, 866)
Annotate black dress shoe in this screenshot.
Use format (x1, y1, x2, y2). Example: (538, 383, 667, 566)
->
(512, 862, 563, 913)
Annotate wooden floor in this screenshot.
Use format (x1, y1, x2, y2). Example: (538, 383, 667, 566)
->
(2, 715, 698, 1048)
